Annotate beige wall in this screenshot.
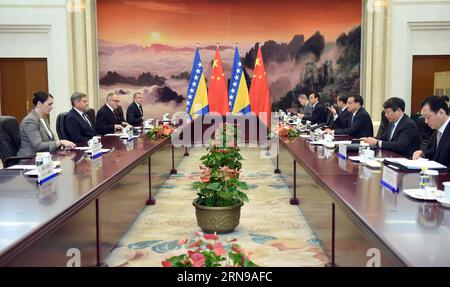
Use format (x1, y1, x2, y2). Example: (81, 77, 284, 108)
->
(363, 0, 450, 130)
(0, 0, 98, 132)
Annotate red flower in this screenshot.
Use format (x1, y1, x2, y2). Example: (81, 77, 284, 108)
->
(161, 260, 172, 267)
(204, 234, 219, 240)
(178, 238, 188, 246)
(189, 252, 205, 267)
(200, 175, 210, 183)
(213, 243, 226, 256)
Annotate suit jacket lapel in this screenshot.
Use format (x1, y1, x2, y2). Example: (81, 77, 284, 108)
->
(391, 115, 406, 141)
(76, 110, 95, 133)
(435, 123, 450, 158)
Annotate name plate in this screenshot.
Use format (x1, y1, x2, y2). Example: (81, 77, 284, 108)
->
(127, 126, 134, 141)
(362, 148, 375, 163)
(338, 144, 347, 159)
(37, 161, 56, 184)
(36, 153, 58, 185)
(89, 136, 103, 159)
(380, 165, 399, 192)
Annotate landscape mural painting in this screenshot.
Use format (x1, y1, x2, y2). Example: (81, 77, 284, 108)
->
(97, 0, 362, 119)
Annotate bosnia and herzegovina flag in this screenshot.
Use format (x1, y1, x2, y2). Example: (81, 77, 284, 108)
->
(228, 47, 250, 114)
(186, 47, 209, 119)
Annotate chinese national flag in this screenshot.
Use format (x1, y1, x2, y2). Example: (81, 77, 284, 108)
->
(207, 47, 230, 115)
(249, 46, 271, 126)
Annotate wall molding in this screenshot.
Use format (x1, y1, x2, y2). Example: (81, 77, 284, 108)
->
(0, 24, 50, 33)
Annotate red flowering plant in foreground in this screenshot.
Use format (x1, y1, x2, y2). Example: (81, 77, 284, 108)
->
(193, 124, 249, 207)
(161, 232, 257, 267)
(146, 124, 174, 140)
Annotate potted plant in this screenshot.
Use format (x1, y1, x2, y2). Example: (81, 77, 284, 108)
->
(192, 124, 249, 233)
(161, 232, 256, 267)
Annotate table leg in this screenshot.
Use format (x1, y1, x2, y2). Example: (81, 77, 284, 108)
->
(170, 145, 177, 175)
(289, 160, 300, 205)
(184, 147, 189, 156)
(325, 203, 336, 267)
(146, 157, 156, 205)
(274, 154, 281, 174)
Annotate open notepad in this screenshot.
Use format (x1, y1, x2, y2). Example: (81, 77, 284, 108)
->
(384, 158, 447, 170)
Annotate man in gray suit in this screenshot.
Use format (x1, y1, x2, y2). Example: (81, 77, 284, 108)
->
(297, 94, 313, 117)
(18, 91, 75, 156)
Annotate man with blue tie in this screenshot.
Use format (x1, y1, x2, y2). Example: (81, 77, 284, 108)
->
(413, 96, 450, 167)
(126, 92, 144, 127)
(363, 97, 420, 158)
(65, 92, 97, 144)
(325, 95, 373, 138)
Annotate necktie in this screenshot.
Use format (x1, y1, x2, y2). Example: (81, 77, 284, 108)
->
(82, 113, 92, 127)
(436, 131, 442, 148)
(351, 114, 355, 126)
(389, 123, 396, 141)
(139, 105, 143, 117)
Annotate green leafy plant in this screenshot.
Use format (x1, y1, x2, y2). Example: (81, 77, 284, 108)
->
(192, 124, 249, 207)
(162, 232, 257, 267)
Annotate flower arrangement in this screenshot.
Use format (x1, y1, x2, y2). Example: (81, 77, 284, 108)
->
(145, 124, 174, 140)
(161, 232, 256, 267)
(193, 124, 249, 207)
(273, 123, 301, 139)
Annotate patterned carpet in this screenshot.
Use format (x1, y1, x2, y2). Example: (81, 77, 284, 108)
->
(105, 147, 328, 267)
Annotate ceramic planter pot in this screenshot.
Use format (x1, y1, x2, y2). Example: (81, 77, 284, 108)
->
(193, 199, 243, 234)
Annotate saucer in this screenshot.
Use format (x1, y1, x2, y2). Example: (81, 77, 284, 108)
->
(437, 197, 450, 208)
(403, 188, 445, 201)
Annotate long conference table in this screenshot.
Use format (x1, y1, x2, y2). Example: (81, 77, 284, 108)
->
(0, 134, 185, 266)
(275, 134, 450, 267)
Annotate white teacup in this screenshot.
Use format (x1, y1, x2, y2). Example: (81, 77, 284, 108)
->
(443, 182, 450, 199)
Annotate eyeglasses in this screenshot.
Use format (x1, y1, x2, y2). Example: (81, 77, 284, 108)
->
(111, 100, 120, 103)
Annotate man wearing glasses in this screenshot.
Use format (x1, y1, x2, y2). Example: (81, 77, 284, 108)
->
(96, 92, 129, 135)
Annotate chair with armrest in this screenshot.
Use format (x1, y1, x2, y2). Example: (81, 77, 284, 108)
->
(56, 112, 69, 140)
(0, 116, 34, 168)
(86, 108, 96, 126)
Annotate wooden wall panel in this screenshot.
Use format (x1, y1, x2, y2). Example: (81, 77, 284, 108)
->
(411, 55, 450, 114)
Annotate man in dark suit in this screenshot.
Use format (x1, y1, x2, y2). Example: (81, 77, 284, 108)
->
(65, 92, 97, 144)
(413, 96, 450, 167)
(96, 92, 128, 135)
(126, 92, 144, 126)
(325, 95, 373, 138)
(298, 93, 327, 124)
(363, 97, 420, 158)
(327, 95, 351, 129)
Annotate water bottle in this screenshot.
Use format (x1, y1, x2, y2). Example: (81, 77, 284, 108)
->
(419, 167, 430, 190)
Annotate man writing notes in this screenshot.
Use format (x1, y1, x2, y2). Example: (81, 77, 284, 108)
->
(362, 97, 420, 158)
(413, 96, 450, 167)
(126, 92, 144, 127)
(298, 93, 327, 124)
(65, 92, 97, 144)
(327, 95, 351, 129)
(96, 92, 128, 135)
(325, 95, 373, 138)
